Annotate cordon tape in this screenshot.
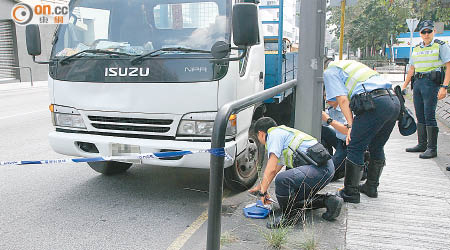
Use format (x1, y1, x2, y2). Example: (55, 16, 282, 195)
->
(0, 148, 233, 166)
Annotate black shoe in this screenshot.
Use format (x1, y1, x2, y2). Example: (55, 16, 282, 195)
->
(406, 123, 427, 152)
(360, 159, 385, 198)
(420, 126, 438, 159)
(322, 194, 343, 221)
(336, 159, 364, 203)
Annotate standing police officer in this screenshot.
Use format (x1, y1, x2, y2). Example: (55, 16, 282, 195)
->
(323, 60, 400, 203)
(249, 117, 343, 228)
(402, 20, 450, 159)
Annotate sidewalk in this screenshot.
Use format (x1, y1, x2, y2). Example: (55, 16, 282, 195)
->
(219, 100, 450, 250)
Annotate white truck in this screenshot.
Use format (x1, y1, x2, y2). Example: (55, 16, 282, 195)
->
(26, 0, 297, 191)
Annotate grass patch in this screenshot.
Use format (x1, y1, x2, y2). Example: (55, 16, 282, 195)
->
(299, 236, 318, 250)
(220, 231, 238, 246)
(262, 227, 290, 249)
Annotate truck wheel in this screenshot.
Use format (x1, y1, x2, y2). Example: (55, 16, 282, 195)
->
(87, 161, 132, 175)
(224, 133, 263, 192)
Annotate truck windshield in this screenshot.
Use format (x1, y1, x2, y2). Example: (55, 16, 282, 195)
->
(52, 0, 231, 59)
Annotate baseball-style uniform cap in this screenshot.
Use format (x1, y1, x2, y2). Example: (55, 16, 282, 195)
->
(419, 20, 434, 32)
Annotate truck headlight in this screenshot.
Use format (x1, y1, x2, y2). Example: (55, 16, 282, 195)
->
(177, 112, 236, 137)
(50, 105, 86, 129)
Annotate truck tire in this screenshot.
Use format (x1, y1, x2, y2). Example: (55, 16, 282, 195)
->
(224, 132, 263, 192)
(87, 161, 132, 175)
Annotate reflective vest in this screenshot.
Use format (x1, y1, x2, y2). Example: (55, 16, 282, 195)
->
(328, 60, 379, 98)
(267, 125, 316, 169)
(412, 40, 444, 73)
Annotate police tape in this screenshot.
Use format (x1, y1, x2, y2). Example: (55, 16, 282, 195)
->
(0, 148, 233, 166)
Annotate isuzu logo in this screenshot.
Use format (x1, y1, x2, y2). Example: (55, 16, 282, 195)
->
(105, 67, 150, 77)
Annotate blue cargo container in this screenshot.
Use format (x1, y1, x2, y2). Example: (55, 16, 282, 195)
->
(386, 31, 450, 65)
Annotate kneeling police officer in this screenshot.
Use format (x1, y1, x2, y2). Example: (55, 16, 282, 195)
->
(249, 117, 343, 229)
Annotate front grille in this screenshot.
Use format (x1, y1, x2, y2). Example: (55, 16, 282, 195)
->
(88, 116, 173, 125)
(56, 128, 175, 140)
(87, 115, 173, 134)
(91, 123, 170, 133)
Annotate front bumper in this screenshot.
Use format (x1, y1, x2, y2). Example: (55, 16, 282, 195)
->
(48, 131, 236, 169)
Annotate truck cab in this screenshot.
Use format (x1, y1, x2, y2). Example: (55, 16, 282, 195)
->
(26, 0, 295, 191)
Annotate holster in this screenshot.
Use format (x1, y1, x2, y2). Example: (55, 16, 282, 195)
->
(350, 92, 375, 116)
(430, 71, 442, 85)
(290, 143, 331, 167)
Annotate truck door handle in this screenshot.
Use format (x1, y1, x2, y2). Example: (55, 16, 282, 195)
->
(259, 72, 264, 83)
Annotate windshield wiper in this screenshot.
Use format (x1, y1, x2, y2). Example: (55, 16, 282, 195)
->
(130, 47, 211, 64)
(59, 49, 132, 65)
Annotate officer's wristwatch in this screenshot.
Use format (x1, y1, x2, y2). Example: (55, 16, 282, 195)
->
(441, 85, 449, 89)
(326, 117, 333, 125)
(257, 191, 268, 197)
(345, 124, 352, 129)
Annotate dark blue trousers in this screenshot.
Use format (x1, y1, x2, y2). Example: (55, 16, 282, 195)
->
(321, 126, 346, 171)
(333, 140, 347, 170)
(347, 94, 400, 165)
(413, 78, 440, 126)
(274, 159, 334, 202)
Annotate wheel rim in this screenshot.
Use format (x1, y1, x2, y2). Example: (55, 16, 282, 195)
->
(236, 136, 259, 178)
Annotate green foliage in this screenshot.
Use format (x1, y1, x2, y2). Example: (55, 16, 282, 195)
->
(327, 0, 450, 58)
(262, 227, 289, 249)
(300, 236, 318, 250)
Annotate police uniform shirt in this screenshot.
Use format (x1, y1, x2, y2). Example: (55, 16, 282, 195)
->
(409, 39, 450, 71)
(324, 66, 392, 101)
(266, 128, 318, 166)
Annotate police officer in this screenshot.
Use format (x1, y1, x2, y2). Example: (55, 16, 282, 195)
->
(402, 20, 450, 159)
(249, 117, 343, 228)
(323, 60, 400, 203)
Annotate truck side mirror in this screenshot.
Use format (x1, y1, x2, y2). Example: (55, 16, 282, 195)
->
(232, 3, 259, 47)
(26, 24, 42, 56)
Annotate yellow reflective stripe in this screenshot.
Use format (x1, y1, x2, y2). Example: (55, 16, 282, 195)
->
(412, 43, 442, 72)
(345, 65, 365, 97)
(275, 125, 316, 168)
(343, 63, 378, 97)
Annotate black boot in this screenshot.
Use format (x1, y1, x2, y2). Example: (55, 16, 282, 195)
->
(420, 126, 438, 159)
(406, 123, 427, 152)
(266, 196, 302, 229)
(312, 194, 344, 221)
(337, 159, 363, 203)
(359, 159, 385, 198)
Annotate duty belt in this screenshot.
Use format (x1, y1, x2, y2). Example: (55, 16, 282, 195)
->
(415, 72, 432, 79)
(369, 88, 394, 98)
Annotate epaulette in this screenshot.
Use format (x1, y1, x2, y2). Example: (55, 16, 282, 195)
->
(434, 39, 446, 45)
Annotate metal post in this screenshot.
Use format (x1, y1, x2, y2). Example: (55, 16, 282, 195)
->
(206, 80, 296, 250)
(339, 0, 346, 60)
(295, 0, 326, 139)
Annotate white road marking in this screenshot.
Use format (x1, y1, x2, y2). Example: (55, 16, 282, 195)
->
(166, 209, 209, 250)
(0, 110, 47, 120)
(167, 190, 230, 250)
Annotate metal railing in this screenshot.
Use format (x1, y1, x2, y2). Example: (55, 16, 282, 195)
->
(0, 66, 33, 86)
(207, 79, 297, 250)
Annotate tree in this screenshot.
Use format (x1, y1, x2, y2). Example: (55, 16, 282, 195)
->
(327, 0, 450, 59)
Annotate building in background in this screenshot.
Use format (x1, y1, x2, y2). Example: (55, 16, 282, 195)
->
(0, 0, 62, 83)
(259, 0, 299, 46)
